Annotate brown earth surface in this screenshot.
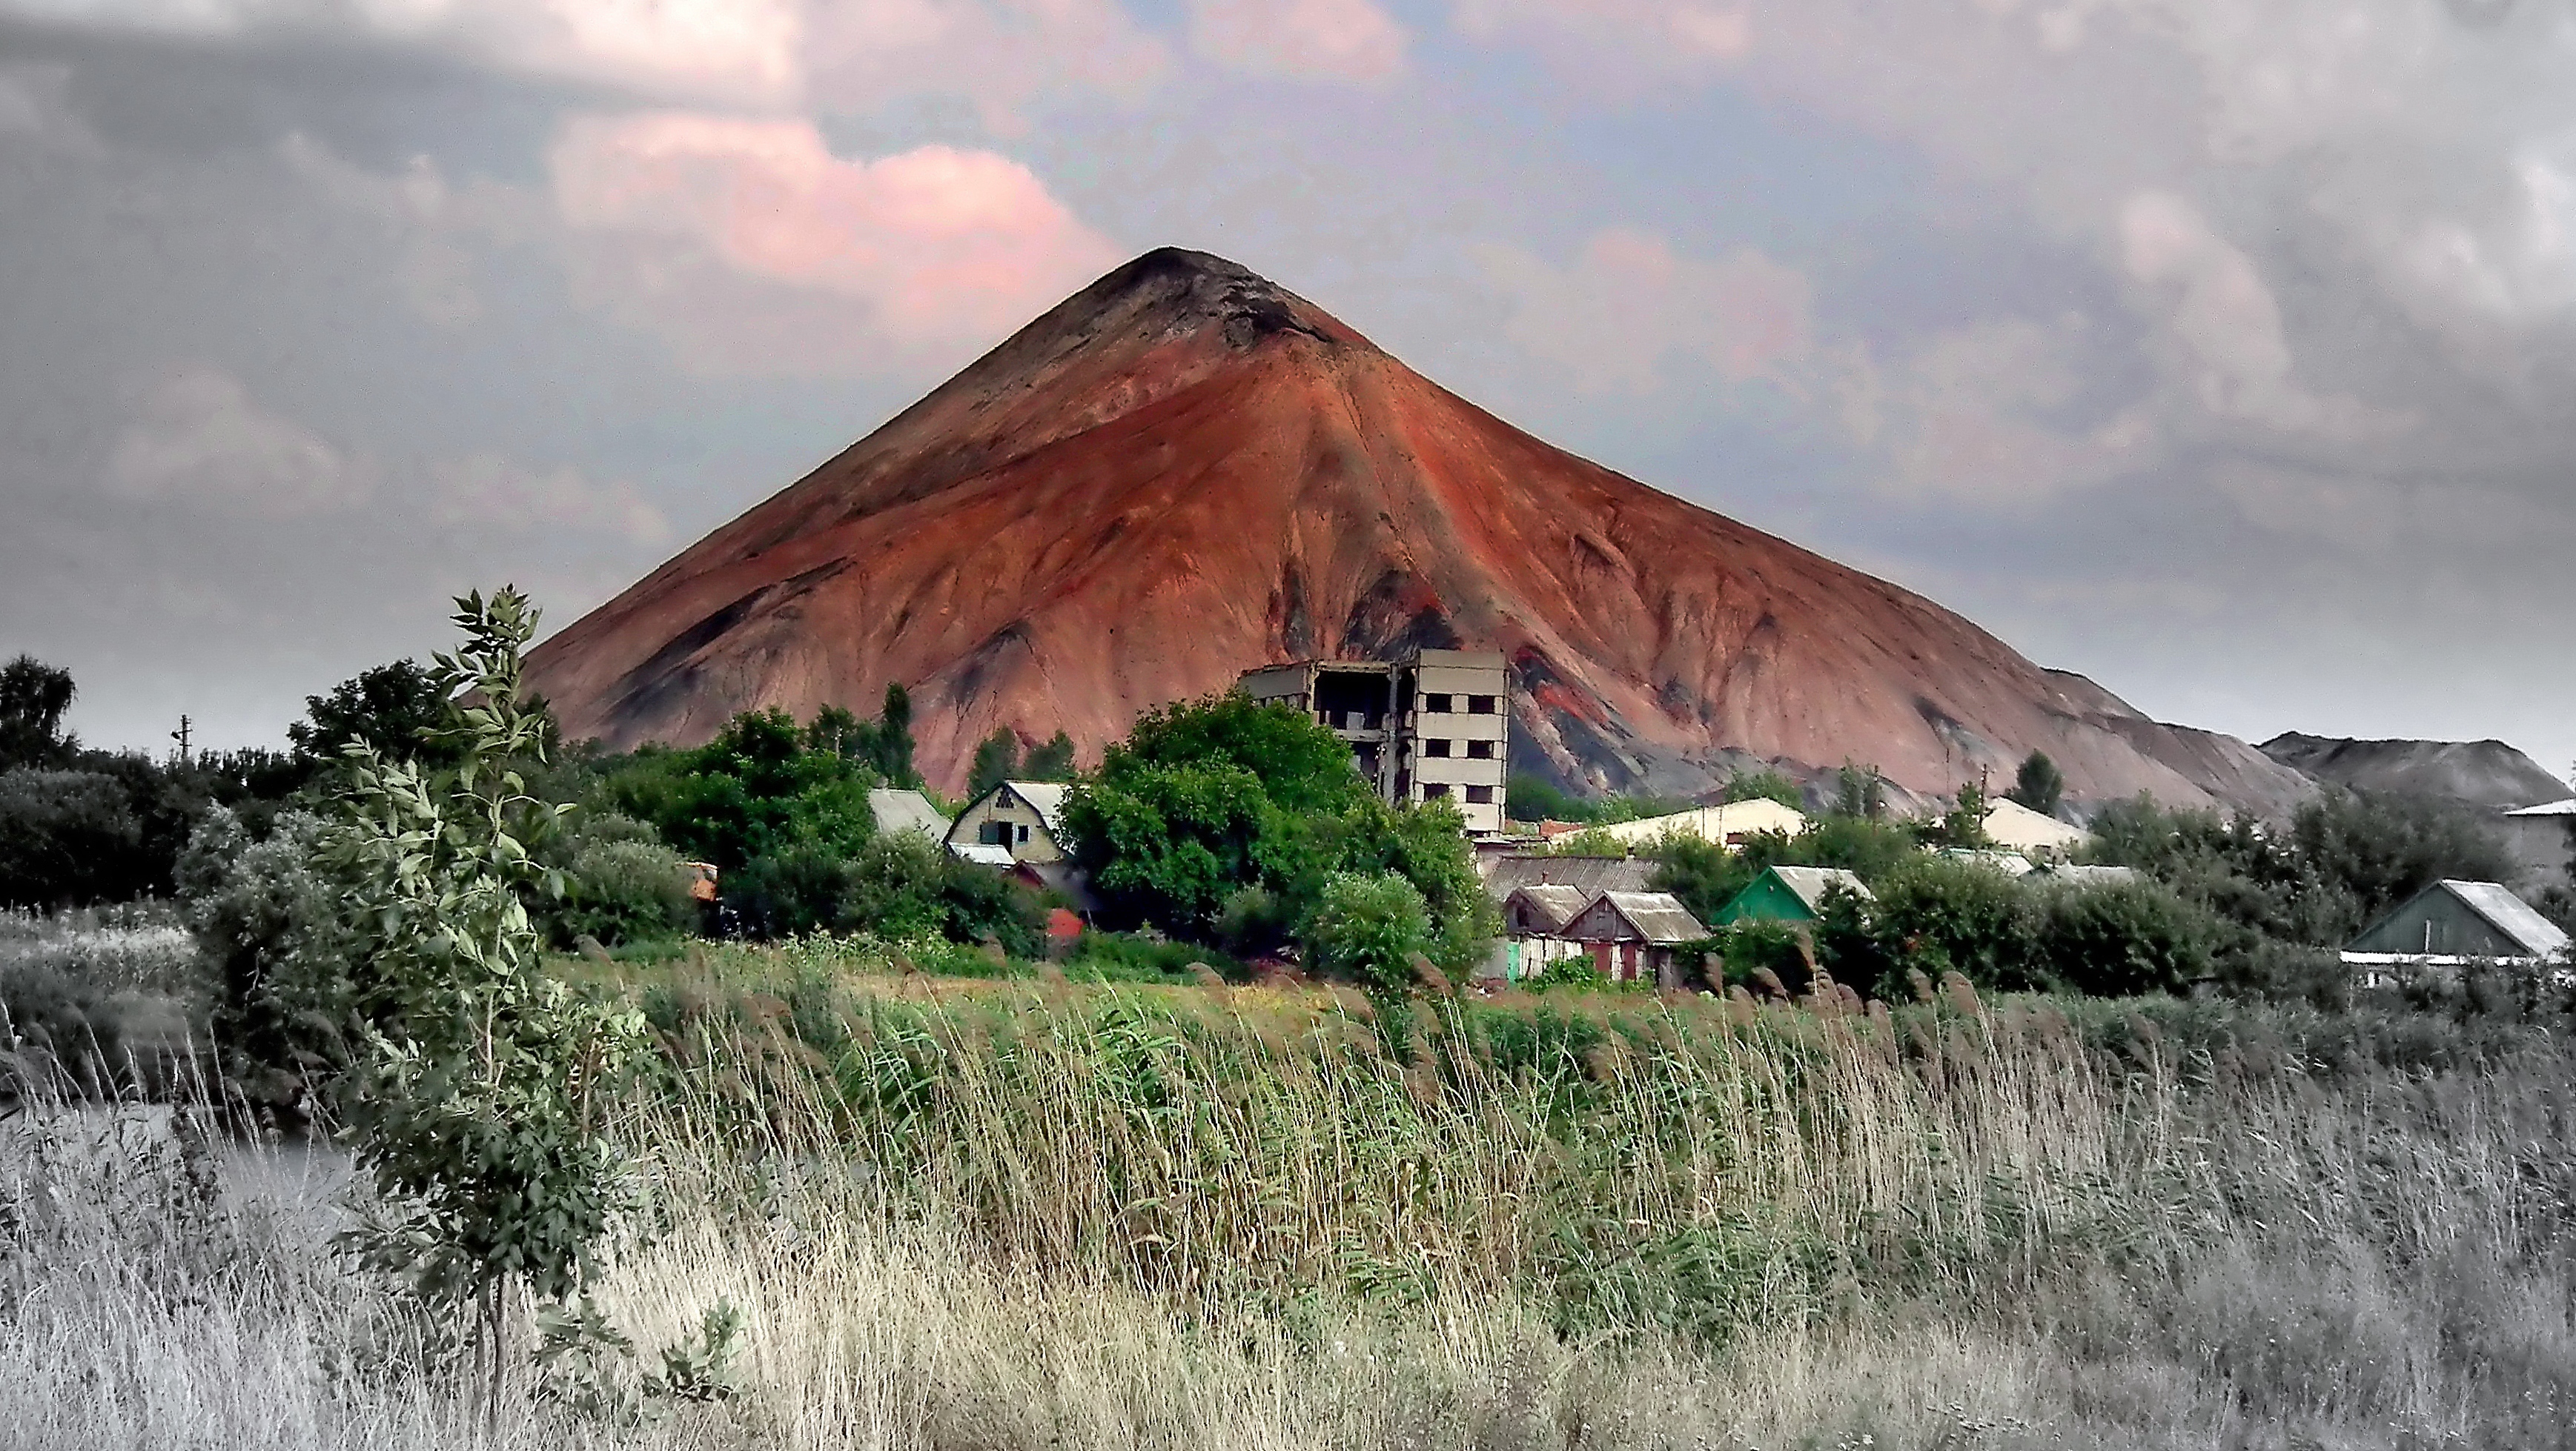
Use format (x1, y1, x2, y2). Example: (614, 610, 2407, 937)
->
(523, 248, 2312, 814)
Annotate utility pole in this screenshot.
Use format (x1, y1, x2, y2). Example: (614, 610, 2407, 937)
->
(170, 714, 191, 766)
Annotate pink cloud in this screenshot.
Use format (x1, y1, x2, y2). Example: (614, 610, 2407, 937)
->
(1188, 0, 1408, 84)
(549, 112, 1124, 369)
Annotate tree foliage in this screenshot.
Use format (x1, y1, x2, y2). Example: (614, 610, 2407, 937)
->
(1301, 871, 1434, 997)
(597, 708, 876, 871)
(0, 654, 77, 769)
(805, 683, 919, 788)
(1721, 769, 1807, 810)
(1063, 692, 1493, 979)
(2009, 751, 2065, 817)
(289, 660, 467, 771)
(319, 588, 651, 1359)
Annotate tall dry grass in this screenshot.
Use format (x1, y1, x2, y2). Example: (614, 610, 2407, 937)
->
(4, 966, 2573, 1448)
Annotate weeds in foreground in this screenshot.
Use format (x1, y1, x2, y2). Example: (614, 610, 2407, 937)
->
(2, 974, 2573, 1448)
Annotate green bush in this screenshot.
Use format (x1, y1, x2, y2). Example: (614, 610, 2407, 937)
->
(176, 806, 348, 1108)
(1301, 871, 1434, 995)
(556, 839, 698, 949)
(832, 831, 1045, 958)
(2035, 879, 2216, 997)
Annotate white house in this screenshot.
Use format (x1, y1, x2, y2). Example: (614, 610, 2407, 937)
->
(944, 781, 1071, 866)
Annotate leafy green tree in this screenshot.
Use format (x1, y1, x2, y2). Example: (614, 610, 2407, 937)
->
(2290, 789, 2514, 930)
(2008, 751, 2065, 817)
(1022, 730, 1078, 782)
(1921, 780, 1993, 849)
(1721, 769, 1807, 810)
(0, 769, 142, 908)
(319, 588, 652, 1404)
(1064, 692, 1488, 969)
(0, 655, 77, 769)
(1647, 835, 1759, 926)
(601, 708, 876, 870)
(179, 806, 348, 1109)
(1301, 871, 1434, 995)
(810, 684, 921, 788)
(967, 728, 1020, 798)
(289, 660, 467, 770)
(1504, 771, 1592, 825)
(2036, 879, 2215, 997)
(1830, 763, 1887, 820)
(832, 830, 1045, 955)
(1861, 856, 2043, 995)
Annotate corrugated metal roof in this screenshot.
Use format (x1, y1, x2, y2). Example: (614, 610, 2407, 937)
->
(1481, 854, 1654, 902)
(1981, 798, 2090, 854)
(1594, 799, 1810, 847)
(2044, 863, 2142, 887)
(870, 788, 952, 839)
(1937, 848, 2036, 877)
(1768, 866, 1875, 912)
(2441, 880, 2571, 957)
(951, 843, 1015, 869)
(2505, 797, 2576, 817)
(1006, 781, 1072, 835)
(1592, 891, 1709, 943)
(1506, 884, 1592, 934)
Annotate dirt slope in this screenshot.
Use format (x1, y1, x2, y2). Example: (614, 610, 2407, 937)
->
(523, 248, 2307, 811)
(2260, 734, 2570, 811)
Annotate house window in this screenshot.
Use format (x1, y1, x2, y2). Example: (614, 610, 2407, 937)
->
(1465, 785, 1494, 804)
(1468, 694, 1497, 714)
(1423, 783, 1453, 800)
(1016, 824, 1030, 845)
(1423, 693, 1452, 713)
(1424, 738, 1451, 758)
(1466, 740, 1494, 760)
(978, 820, 1010, 846)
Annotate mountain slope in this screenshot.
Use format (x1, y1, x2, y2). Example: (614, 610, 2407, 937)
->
(2260, 733, 2570, 812)
(524, 248, 2305, 812)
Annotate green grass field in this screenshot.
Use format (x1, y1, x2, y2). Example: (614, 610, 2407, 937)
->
(6, 937, 2574, 1448)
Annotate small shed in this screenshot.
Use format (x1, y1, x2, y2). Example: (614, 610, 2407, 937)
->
(944, 781, 1071, 866)
(2342, 880, 2569, 969)
(1563, 890, 1709, 985)
(1489, 883, 1598, 983)
(1713, 866, 1875, 926)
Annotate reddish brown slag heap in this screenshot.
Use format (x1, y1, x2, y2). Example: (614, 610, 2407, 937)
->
(523, 248, 2306, 813)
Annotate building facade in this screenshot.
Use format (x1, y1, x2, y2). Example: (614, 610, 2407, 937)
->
(943, 781, 1070, 866)
(1240, 648, 1510, 835)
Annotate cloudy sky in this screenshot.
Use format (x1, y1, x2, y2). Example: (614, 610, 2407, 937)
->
(4, 0, 2573, 779)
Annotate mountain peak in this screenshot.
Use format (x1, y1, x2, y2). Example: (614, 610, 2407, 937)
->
(526, 256, 2304, 817)
(1057, 246, 1363, 353)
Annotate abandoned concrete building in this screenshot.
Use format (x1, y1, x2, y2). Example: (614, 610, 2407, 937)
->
(1239, 648, 1510, 835)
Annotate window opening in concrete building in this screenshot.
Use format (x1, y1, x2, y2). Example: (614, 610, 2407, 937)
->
(1468, 695, 1497, 714)
(1424, 739, 1451, 757)
(1466, 785, 1494, 804)
(1424, 693, 1452, 713)
(1424, 783, 1452, 799)
(1466, 740, 1494, 760)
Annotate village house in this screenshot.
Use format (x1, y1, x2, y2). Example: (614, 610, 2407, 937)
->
(1583, 798, 1810, 851)
(1713, 866, 1875, 927)
(1496, 885, 1597, 981)
(1561, 891, 1709, 986)
(2500, 799, 2576, 891)
(2341, 879, 2569, 977)
(1979, 797, 2090, 858)
(869, 787, 951, 841)
(944, 781, 1070, 866)
(1477, 853, 1655, 982)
